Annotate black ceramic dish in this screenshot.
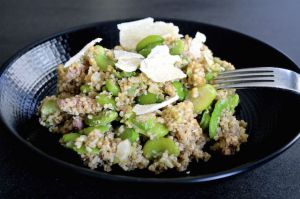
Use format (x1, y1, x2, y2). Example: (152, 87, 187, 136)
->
(0, 19, 299, 183)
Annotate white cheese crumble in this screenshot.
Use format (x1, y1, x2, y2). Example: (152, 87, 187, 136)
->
(64, 38, 102, 67)
(115, 139, 131, 162)
(114, 50, 144, 72)
(140, 45, 186, 82)
(133, 95, 179, 115)
(189, 32, 206, 59)
(117, 17, 181, 50)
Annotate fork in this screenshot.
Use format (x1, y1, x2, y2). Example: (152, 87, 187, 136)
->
(213, 67, 300, 94)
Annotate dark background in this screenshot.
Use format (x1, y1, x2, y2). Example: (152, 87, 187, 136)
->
(0, 0, 299, 198)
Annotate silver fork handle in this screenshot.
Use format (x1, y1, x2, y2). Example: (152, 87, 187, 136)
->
(276, 69, 300, 94)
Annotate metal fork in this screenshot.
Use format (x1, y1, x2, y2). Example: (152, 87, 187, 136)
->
(213, 67, 300, 94)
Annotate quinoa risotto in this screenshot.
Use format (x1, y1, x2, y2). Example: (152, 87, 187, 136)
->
(38, 18, 248, 174)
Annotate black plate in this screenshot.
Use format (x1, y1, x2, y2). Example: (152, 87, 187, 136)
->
(0, 19, 299, 183)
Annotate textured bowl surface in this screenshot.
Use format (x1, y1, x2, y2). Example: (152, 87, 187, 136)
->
(0, 19, 299, 183)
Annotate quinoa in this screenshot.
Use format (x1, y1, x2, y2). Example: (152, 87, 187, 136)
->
(38, 18, 248, 174)
(186, 60, 206, 87)
(162, 101, 210, 171)
(118, 142, 149, 171)
(57, 95, 102, 115)
(57, 63, 87, 98)
(38, 96, 72, 133)
(148, 152, 180, 174)
(211, 109, 248, 155)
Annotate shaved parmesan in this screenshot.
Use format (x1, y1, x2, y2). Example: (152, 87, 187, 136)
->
(203, 49, 214, 66)
(114, 50, 144, 72)
(64, 38, 102, 67)
(118, 17, 181, 50)
(115, 140, 131, 162)
(189, 32, 206, 59)
(133, 95, 179, 115)
(140, 45, 186, 82)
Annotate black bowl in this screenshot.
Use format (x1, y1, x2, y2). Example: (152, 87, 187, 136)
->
(0, 19, 299, 183)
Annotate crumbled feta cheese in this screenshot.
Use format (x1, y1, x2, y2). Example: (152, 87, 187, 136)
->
(133, 95, 179, 115)
(114, 50, 144, 72)
(115, 140, 131, 162)
(140, 45, 186, 82)
(117, 17, 181, 50)
(64, 38, 102, 67)
(189, 32, 206, 59)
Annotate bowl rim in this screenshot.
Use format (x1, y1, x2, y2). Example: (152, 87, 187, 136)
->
(0, 18, 299, 183)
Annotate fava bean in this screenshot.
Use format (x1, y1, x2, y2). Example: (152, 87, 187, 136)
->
(138, 41, 163, 57)
(62, 133, 80, 143)
(187, 84, 217, 113)
(61, 133, 100, 155)
(143, 137, 180, 159)
(41, 99, 59, 115)
(74, 146, 100, 155)
(81, 125, 110, 135)
(199, 109, 210, 130)
(205, 72, 217, 82)
(80, 84, 93, 94)
(120, 71, 136, 78)
(105, 79, 120, 96)
(114, 71, 137, 78)
(136, 35, 164, 52)
(172, 81, 187, 101)
(229, 94, 239, 112)
(119, 128, 139, 143)
(93, 45, 114, 71)
(132, 116, 156, 133)
(137, 93, 160, 105)
(170, 40, 184, 55)
(61, 133, 80, 149)
(94, 45, 105, 55)
(209, 94, 239, 139)
(85, 111, 118, 126)
(127, 84, 138, 96)
(145, 123, 169, 138)
(96, 93, 116, 109)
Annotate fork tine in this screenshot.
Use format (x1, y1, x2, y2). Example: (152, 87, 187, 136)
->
(215, 81, 276, 90)
(219, 67, 274, 75)
(215, 72, 274, 80)
(214, 77, 275, 84)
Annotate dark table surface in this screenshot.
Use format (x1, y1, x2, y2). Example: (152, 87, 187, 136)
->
(0, 0, 300, 198)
